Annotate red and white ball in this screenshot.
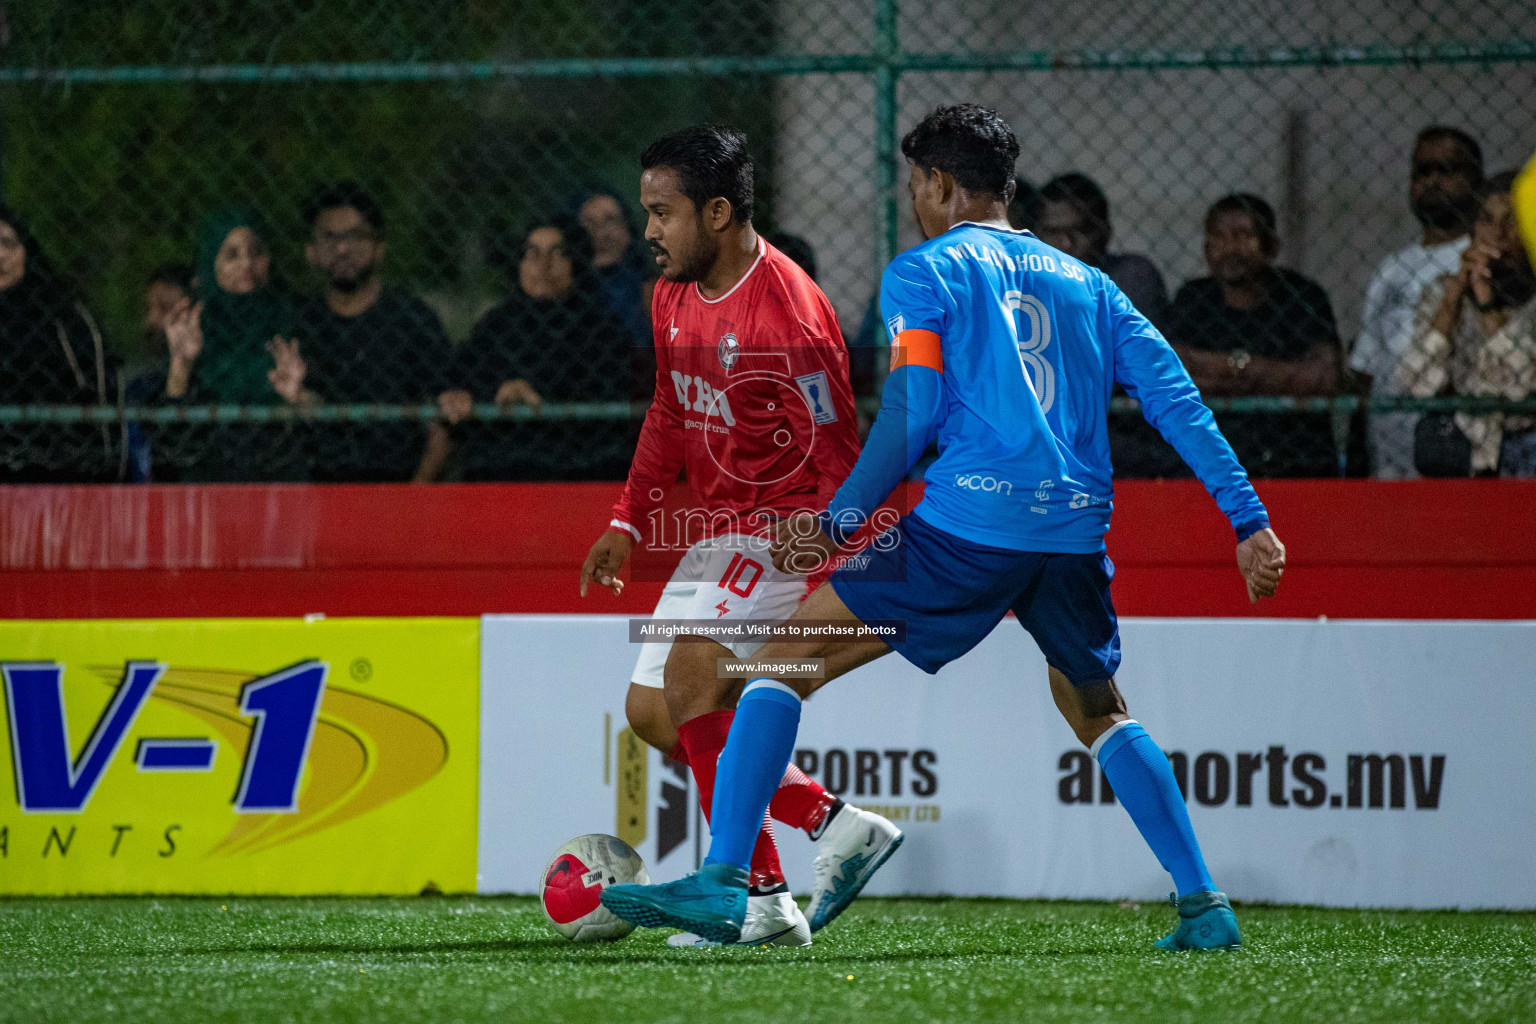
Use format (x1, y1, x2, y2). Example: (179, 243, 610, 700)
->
(540, 834, 649, 941)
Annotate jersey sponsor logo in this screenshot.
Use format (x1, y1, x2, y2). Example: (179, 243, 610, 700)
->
(886, 313, 905, 343)
(718, 332, 740, 369)
(1068, 491, 1109, 510)
(795, 371, 837, 425)
(954, 473, 1012, 495)
(670, 370, 736, 427)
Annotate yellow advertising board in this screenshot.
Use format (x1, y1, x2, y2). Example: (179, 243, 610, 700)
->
(0, 618, 478, 895)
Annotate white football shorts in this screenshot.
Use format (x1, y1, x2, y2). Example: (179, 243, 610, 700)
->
(630, 532, 808, 689)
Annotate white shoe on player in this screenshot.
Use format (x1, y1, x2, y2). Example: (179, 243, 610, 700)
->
(665, 888, 811, 948)
(806, 803, 904, 932)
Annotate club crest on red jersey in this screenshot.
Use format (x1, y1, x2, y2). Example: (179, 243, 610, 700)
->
(718, 333, 740, 369)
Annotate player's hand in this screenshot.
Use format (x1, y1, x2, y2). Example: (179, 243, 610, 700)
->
(438, 389, 474, 425)
(770, 512, 839, 576)
(1236, 527, 1286, 603)
(581, 529, 633, 597)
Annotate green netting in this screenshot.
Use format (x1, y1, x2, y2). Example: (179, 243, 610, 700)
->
(1, 0, 1533, 482)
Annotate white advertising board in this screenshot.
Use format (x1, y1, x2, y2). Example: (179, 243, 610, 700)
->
(479, 615, 1536, 909)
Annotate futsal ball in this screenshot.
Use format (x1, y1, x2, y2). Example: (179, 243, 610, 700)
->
(541, 833, 649, 941)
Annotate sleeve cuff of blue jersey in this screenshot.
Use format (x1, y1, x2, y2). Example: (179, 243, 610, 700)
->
(817, 509, 863, 547)
(1234, 517, 1270, 543)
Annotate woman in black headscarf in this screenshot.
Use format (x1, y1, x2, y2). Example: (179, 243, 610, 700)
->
(127, 206, 306, 482)
(0, 204, 117, 482)
(569, 184, 655, 348)
(428, 213, 634, 480)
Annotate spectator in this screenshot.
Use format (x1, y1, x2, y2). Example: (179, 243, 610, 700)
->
(1398, 171, 1536, 477)
(125, 263, 193, 482)
(1037, 172, 1169, 326)
(294, 182, 453, 482)
(1168, 194, 1343, 477)
(144, 262, 193, 353)
(428, 213, 632, 480)
(767, 232, 818, 281)
(0, 204, 116, 482)
(186, 208, 302, 405)
(1007, 175, 1042, 232)
(572, 185, 654, 348)
(1351, 126, 1484, 478)
(133, 207, 305, 481)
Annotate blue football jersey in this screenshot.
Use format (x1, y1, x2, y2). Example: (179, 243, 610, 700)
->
(829, 222, 1266, 553)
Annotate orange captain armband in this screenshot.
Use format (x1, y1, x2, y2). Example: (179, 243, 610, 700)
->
(890, 328, 943, 373)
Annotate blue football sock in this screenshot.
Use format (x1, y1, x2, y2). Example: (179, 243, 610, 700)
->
(704, 679, 803, 872)
(1094, 720, 1216, 898)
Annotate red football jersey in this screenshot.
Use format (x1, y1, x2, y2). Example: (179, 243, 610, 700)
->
(611, 238, 860, 541)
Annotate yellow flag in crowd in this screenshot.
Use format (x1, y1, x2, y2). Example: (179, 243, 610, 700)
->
(1516, 151, 1536, 265)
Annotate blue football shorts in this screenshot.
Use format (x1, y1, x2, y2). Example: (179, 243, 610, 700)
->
(828, 511, 1121, 684)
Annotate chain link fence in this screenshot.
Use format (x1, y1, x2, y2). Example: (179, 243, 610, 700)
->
(0, 0, 1533, 483)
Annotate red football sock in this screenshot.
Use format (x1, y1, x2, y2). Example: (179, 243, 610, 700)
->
(666, 742, 688, 765)
(771, 761, 839, 837)
(676, 710, 785, 889)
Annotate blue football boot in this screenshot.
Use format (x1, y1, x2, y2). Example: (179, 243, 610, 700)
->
(600, 861, 749, 944)
(1155, 890, 1243, 950)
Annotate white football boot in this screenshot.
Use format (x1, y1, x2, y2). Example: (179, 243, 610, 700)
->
(665, 888, 811, 947)
(806, 804, 904, 932)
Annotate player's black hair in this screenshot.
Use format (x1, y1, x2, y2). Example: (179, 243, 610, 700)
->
(766, 232, 817, 281)
(1205, 193, 1279, 250)
(302, 181, 385, 233)
(1414, 126, 1484, 175)
(1040, 173, 1110, 232)
(640, 124, 755, 224)
(901, 104, 1019, 200)
(147, 261, 193, 291)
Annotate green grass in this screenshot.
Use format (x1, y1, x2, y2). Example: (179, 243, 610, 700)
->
(2, 897, 1534, 1023)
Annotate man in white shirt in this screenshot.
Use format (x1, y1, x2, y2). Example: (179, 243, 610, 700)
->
(1351, 126, 1484, 478)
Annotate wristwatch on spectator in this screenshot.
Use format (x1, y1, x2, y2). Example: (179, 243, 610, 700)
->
(1227, 349, 1252, 372)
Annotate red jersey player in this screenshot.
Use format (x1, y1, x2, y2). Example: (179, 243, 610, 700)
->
(580, 125, 902, 947)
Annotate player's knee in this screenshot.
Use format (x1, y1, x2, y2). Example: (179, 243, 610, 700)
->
(625, 684, 676, 752)
(662, 637, 730, 718)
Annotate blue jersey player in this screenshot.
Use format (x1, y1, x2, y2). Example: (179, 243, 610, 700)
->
(602, 105, 1288, 951)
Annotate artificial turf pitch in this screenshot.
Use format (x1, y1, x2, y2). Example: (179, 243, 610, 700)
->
(2, 897, 1533, 1023)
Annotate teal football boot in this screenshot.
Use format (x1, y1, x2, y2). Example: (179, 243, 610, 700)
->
(600, 861, 749, 944)
(1155, 890, 1243, 950)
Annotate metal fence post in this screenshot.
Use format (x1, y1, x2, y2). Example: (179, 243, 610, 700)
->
(874, 0, 899, 279)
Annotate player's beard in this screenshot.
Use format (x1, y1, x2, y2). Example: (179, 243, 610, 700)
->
(656, 234, 719, 284)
